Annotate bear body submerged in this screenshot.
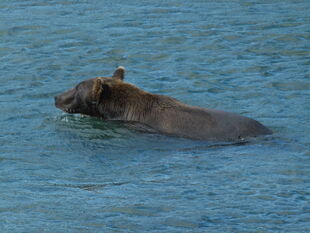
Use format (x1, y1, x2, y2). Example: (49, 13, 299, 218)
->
(55, 67, 272, 141)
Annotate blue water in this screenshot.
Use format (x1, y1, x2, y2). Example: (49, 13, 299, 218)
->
(1, 0, 309, 232)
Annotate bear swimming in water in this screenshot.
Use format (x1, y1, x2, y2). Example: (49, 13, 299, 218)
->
(55, 67, 272, 141)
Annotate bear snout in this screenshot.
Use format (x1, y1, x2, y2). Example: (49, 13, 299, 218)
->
(54, 94, 66, 109)
(54, 95, 61, 107)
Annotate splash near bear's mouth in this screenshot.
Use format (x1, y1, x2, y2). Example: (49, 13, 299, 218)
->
(65, 108, 77, 114)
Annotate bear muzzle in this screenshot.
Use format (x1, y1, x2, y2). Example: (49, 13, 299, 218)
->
(54, 92, 78, 114)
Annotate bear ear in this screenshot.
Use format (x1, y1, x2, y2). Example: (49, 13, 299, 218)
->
(92, 78, 103, 101)
(112, 66, 125, 81)
(92, 79, 111, 104)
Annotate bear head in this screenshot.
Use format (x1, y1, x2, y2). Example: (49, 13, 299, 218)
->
(54, 66, 127, 118)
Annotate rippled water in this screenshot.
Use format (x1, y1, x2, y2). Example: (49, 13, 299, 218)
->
(1, 0, 309, 232)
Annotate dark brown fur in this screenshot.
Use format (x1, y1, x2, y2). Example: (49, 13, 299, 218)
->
(55, 67, 272, 141)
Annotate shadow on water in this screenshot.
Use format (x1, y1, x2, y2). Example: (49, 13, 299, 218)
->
(54, 114, 155, 140)
(48, 181, 130, 192)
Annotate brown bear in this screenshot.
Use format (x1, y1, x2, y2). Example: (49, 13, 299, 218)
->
(55, 67, 272, 141)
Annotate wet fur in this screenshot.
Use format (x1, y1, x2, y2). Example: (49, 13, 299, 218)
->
(55, 67, 272, 141)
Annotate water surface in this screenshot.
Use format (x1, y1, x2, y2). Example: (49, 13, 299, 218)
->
(0, 0, 309, 232)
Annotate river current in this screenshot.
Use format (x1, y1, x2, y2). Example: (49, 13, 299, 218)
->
(0, 1, 309, 232)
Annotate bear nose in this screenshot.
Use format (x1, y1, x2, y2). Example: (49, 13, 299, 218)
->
(54, 96, 58, 102)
